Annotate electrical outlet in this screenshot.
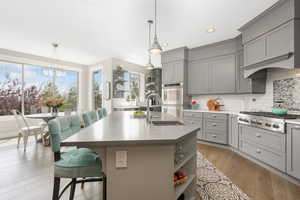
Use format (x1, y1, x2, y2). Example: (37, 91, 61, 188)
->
(116, 150, 127, 168)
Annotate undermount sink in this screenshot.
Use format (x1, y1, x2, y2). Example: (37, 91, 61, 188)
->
(151, 120, 184, 126)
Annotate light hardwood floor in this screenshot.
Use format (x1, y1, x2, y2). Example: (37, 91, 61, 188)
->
(198, 143, 300, 200)
(1, 139, 300, 200)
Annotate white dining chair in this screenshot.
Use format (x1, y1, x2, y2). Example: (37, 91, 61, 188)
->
(11, 110, 46, 151)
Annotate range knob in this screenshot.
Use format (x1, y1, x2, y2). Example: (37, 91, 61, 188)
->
(265, 123, 272, 127)
(273, 124, 280, 129)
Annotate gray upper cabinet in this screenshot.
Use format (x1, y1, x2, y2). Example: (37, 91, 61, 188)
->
(287, 123, 300, 179)
(188, 60, 210, 94)
(244, 37, 266, 67)
(161, 47, 187, 85)
(210, 55, 236, 94)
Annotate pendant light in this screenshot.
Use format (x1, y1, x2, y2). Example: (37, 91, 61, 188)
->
(150, 0, 163, 54)
(146, 20, 155, 70)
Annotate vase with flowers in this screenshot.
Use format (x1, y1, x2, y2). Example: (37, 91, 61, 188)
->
(43, 97, 64, 116)
(191, 100, 199, 110)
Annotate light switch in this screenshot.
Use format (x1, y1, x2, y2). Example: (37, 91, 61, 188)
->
(116, 150, 127, 168)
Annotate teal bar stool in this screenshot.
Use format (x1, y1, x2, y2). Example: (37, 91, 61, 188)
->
(97, 108, 103, 120)
(82, 111, 98, 127)
(102, 108, 108, 117)
(48, 115, 106, 200)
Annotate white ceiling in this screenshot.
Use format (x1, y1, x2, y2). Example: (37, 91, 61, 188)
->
(0, 0, 278, 66)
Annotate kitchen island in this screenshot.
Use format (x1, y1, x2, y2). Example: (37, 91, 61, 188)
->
(62, 111, 200, 200)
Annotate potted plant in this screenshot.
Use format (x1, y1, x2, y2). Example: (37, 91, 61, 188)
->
(43, 97, 64, 115)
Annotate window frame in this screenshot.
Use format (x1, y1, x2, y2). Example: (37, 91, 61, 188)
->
(92, 70, 103, 110)
(0, 59, 80, 116)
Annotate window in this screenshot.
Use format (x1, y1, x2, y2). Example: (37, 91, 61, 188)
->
(55, 70, 78, 112)
(0, 61, 79, 116)
(23, 65, 54, 114)
(124, 72, 140, 102)
(0, 62, 22, 116)
(93, 71, 103, 109)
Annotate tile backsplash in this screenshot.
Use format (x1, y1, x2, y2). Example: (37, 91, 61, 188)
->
(192, 68, 300, 112)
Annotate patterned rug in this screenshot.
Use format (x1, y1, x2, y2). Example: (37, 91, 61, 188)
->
(197, 152, 251, 200)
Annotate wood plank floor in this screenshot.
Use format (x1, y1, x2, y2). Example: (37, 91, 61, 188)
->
(1, 139, 300, 200)
(198, 143, 300, 200)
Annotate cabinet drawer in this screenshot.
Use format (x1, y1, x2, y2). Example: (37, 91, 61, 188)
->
(203, 113, 227, 120)
(183, 112, 202, 119)
(205, 132, 227, 144)
(239, 125, 286, 153)
(240, 140, 286, 172)
(205, 120, 227, 133)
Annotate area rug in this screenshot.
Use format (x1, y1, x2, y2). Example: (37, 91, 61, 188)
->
(197, 152, 251, 200)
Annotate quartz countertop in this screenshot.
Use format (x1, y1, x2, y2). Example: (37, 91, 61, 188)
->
(183, 109, 240, 115)
(62, 111, 200, 146)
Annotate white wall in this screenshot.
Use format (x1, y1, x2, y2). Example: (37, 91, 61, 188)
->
(192, 68, 300, 113)
(0, 49, 89, 139)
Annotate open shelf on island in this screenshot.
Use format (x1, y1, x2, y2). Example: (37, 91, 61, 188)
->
(174, 152, 196, 172)
(175, 174, 196, 200)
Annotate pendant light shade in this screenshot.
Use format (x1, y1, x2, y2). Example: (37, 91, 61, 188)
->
(150, 0, 163, 54)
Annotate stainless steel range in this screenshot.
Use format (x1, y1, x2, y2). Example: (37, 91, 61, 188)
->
(238, 112, 300, 133)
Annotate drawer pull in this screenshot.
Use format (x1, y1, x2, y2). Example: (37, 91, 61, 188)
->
(256, 149, 261, 154)
(256, 134, 261, 138)
(213, 123, 217, 127)
(213, 115, 217, 118)
(212, 135, 217, 138)
(191, 121, 194, 124)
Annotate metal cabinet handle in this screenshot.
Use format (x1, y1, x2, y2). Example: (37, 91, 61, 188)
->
(213, 115, 217, 118)
(213, 123, 217, 127)
(256, 149, 261, 154)
(256, 134, 261, 138)
(191, 121, 194, 124)
(212, 135, 217, 138)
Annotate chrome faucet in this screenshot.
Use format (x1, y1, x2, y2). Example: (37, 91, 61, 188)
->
(146, 93, 162, 123)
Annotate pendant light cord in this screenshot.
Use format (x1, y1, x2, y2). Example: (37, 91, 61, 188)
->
(148, 22, 152, 48)
(154, 0, 157, 35)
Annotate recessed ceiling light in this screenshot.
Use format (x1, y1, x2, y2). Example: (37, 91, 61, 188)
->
(206, 28, 216, 33)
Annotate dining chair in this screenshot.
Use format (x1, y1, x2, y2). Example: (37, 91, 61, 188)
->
(48, 115, 106, 200)
(82, 111, 98, 127)
(12, 110, 46, 151)
(97, 108, 103, 120)
(102, 108, 108, 117)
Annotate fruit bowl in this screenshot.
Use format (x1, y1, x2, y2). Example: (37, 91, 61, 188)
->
(174, 171, 188, 186)
(133, 110, 146, 118)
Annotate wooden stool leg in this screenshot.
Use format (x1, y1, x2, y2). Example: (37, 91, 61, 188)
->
(69, 178, 76, 200)
(103, 176, 107, 200)
(52, 177, 60, 200)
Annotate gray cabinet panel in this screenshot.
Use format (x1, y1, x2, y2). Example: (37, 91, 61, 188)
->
(162, 60, 184, 84)
(244, 37, 266, 66)
(236, 51, 251, 93)
(287, 124, 300, 179)
(205, 132, 227, 144)
(188, 60, 210, 94)
(266, 22, 293, 59)
(229, 115, 238, 149)
(211, 55, 236, 93)
(203, 113, 228, 144)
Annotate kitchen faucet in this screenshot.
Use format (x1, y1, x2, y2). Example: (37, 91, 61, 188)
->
(146, 93, 162, 123)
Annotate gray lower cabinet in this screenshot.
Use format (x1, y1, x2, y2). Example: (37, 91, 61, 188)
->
(203, 113, 228, 144)
(183, 112, 203, 139)
(239, 125, 286, 172)
(287, 123, 300, 179)
(228, 115, 238, 148)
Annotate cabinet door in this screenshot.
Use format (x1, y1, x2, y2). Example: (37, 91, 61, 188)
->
(172, 60, 184, 83)
(287, 124, 300, 179)
(162, 63, 172, 84)
(229, 115, 239, 148)
(188, 60, 210, 94)
(244, 37, 266, 66)
(236, 51, 251, 93)
(211, 55, 236, 93)
(266, 22, 292, 59)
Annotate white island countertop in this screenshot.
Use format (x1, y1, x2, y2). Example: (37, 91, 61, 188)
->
(62, 111, 200, 146)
